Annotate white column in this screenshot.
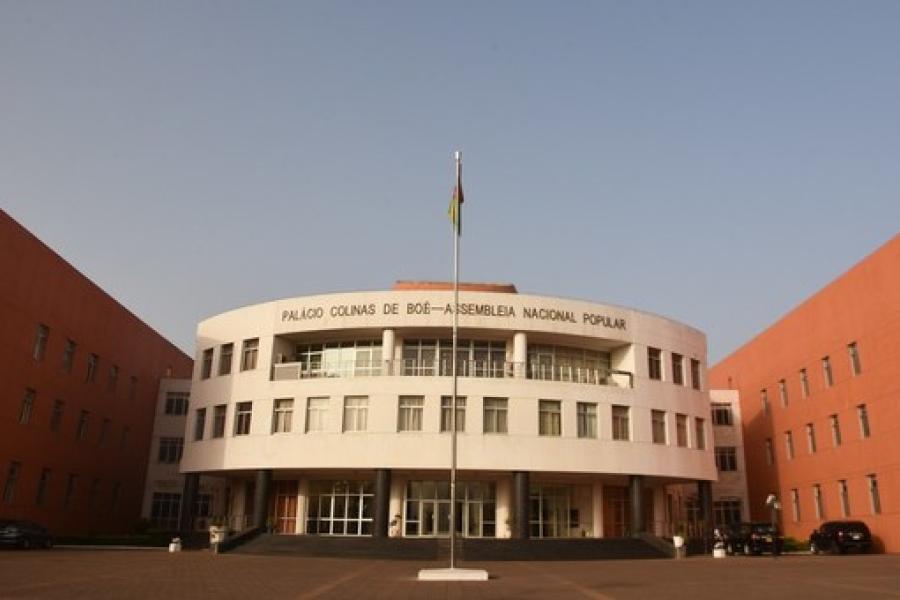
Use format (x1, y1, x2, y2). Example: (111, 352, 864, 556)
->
(296, 479, 309, 534)
(496, 475, 512, 538)
(592, 482, 604, 538)
(382, 329, 395, 374)
(389, 475, 405, 537)
(512, 332, 527, 378)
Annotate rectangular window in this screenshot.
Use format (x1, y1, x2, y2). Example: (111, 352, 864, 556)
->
(765, 438, 774, 466)
(107, 365, 119, 392)
(212, 405, 227, 438)
(690, 358, 701, 390)
(150, 492, 182, 530)
(838, 480, 850, 517)
(63, 474, 77, 509)
(3, 461, 21, 504)
(50, 399, 64, 432)
(306, 397, 328, 432)
(440, 396, 466, 433)
(201, 348, 213, 379)
(157, 437, 184, 463)
(343, 396, 368, 432)
(19, 388, 36, 425)
(99, 418, 110, 447)
(483, 397, 508, 434)
(822, 356, 833, 387)
(800, 369, 809, 398)
(847, 342, 861, 376)
(791, 488, 800, 522)
(194, 408, 206, 441)
(218, 343, 234, 376)
(857, 404, 870, 438)
(671, 353, 684, 385)
(272, 398, 294, 433)
(785, 430, 794, 460)
(35, 468, 51, 506)
(760, 389, 770, 416)
(538, 400, 562, 436)
(86, 353, 98, 383)
(647, 347, 662, 380)
(675, 413, 688, 447)
(76, 410, 89, 440)
(651, 410, 666, 444)
(711, 403, 733, 426)
(165, 392, 190, 415)
(240, 338, 259, 371)
(234, 401, 252, 435)
(778, 379, 788, 407)
(714, 446, 738, 472)
(33, 324, 49, 361)
(830, 414, 842, 447)
(695, 418, 706, 450)
(868, 474, 881, 514)
(612, 405, 630, 441)
(806, 423, 817, 454)
(398, 396, 424, 432)
(813, 484, 824, 519)
(62, 339, 76, 373)
(713, 499, 742, 526)
(577, 402, 597, 439)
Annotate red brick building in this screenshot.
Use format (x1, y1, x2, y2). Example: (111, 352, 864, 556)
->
(0, 209, 192, 536)
(710, 235, 900, 552)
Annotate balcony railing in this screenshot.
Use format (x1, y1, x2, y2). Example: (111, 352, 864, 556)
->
(271, 359, 633, 388)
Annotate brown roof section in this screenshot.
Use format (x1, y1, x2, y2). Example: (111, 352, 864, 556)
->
(393, 280, 518, 293)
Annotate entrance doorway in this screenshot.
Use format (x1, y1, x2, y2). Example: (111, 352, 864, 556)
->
(404, 481, 496, 537)
(273, 481, 297, 534)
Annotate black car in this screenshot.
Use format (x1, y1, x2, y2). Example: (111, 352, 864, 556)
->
(0, 520, 53, 549)
(721, 522, 783, 555)
(809, 521, 872, 554)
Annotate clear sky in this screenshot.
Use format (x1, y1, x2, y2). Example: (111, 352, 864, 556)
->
(2, 1, 899, 362)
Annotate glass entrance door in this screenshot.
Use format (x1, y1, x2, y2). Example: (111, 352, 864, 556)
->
(404, 481, 495, 537)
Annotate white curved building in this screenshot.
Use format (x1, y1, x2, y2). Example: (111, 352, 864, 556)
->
(179, 282, 717, 540)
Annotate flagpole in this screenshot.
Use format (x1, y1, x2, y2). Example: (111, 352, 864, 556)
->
(449, 150, 461, 570)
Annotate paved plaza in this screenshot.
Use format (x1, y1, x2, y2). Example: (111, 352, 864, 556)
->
(1, 549, 899, 599)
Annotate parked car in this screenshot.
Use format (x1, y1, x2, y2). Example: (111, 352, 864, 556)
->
(721, 522, 783, 555)
(809, 521, 872, 554)
(0, 520, 53, 549)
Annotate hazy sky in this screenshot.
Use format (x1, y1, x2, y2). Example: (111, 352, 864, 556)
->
(2, 1, 899, 362)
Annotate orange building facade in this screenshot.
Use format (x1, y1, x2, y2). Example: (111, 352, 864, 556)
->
(709, 235, 900, 552)
(0, 210, 192, 536)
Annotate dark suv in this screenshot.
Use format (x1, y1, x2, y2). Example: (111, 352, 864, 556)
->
(0, 520, 53, 549)
(721, 522, 783, 555)
(809, 521, 872, 554)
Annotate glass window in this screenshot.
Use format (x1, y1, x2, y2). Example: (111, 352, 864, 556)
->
(62, 339, 76, 373)
(294, 339, 383, 379)
(85, 353, 98, 383)
(35, 468, 51, 506)
(201, 348, 213, 379)
(690, 359, 701, 390)
(822, 356, 833, 387)
(76, 410, 89, 440)
(241, 338, 259, 371)
(830, 414, 842, 446)
(158, 437, 184, 463)
(813, 484, 824, 519)
(675, 413, 688, 447)
(219, 343, 234, 376)
(806, 423, 817, 453)
(760, 389, 770, 416)
(306, 480, 374, 536)
(671, 353, 684, 385)
(528, 344, 612, 384)
(713, 499, 742, 525)
(194, 408, 206, 441)
(483, 398, 508, 434)
(847, 342, 861, 376)
(398, 396, 424, 432)
(651, 410, 666, 444)
(63, 474, 77, 509)
(272, 398, 293, 433)
(838, 480, 850, 517)
(107, 365, 118, 392)
(857, 404, 870, 438)
(3, 461, 21, 504)
(212, 405, 227, 438)
(800, 368, 809, 398)
(695, 418, 706, 450)
(765, 438, 774, 466)
(150, 492, 181, 530)
(234, 402, 252, 435)
(165, 392, 190, 415)
(343, 396, 368, 432)
(306, 397, 328, 432)
(647, 347, 662, 380)
(33, 324, 49, 361)
(577, 402, 597, 439)
(785, 430, 794, 460)
(711, 403, 733, 426)
(778, 379, 788, 407)
(50, 399, 64, 432)
(19, 388, 36, 425)
(715, 447, 737, 471)
(790, 488, 800, 522)
(612, 405, 630, 441)
(538, 400, 561, 436)
(868, 474, 881, 514)
(440, 396, 466, 433)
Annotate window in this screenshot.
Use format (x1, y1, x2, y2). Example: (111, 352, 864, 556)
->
(612, 405, 630, 441)
(63, 474, 77, 509)
(867, 474, 881, 514)
(778, 379, 788, 407)
(806, 423, 817, 454)
(212, 405, 227, 438)
(715, 447, 737, 471)
(651, 410, 666, 444)
(813, 484, 824, 519)
(440, 396, 466, 433)
(33, 324, 49, 361)
(194, 408, 206, 441)
(483, 397, 508, 434)
(62, 339, 76, 373)
(675, 413, 688, 447)
(107, 365, 119, 392)
(219, 343, 234, 375)
(711, 403, 732, 426)
(343, 396, 368, 432)
(50, 399, 64, 432)
(234, 402, 252, 435)
(3, 461, 21, 504)
(785, 430, 794, 460)
(194, 493, 212, 519)
(577, 402, 597, 439)
(538, 400, 562, 436)
(822, 356, 833, 387)
(765, 438, 774, 466)
(760, 389, 770, 416)
(35, 468, 51, 506)
(847, 342, 861, 376)
(150, 492, 181, 530)
(397, 396, 424, 432)
(297, 339, 384, 378)
(791, 488, 800, 522)
(800, 368, 809, 398)
(272, 398, 294, 433)
(76, 410, 89, 440)
(306, 397, 328, 432)
(19, 388, 36, 425)
(838, 480, 850, 517)
(695, 418, 706, 450)
(857, 404, 870, 438)
(830, 414, 842, 446)
(165, 392, 190, 415)
(690, 358, 701, 390)
(647, 347, 662, 380)
(713, 499, 742, 525)
(86, 353, 98, 383)
(671, 353, 684, 385)
(158, 437, 184, 463)
(99, 418, 110, 447)
(201, 349, 213, 379)
(527, 344, 611, 383)
(307, 480, 374, 536)
(240, 338, 259, 371)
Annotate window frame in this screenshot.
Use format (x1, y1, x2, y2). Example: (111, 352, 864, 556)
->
(483, 397, 508, 434)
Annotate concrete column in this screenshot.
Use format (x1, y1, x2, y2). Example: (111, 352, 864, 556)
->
(296, 479, 309, 534)
(697, 480, 713, 532)
(513, 471, 530, 539)
(629, 475, 644, 536)
(179, 472, 199, 533)
(388, 475, 405, 537)
(382, 329, 395, 374)
(512, 332, 527, 378)
(653, 488, 666, 536)
(253, 469, 272, 531)
(592, 482, 604, 538)
(373, 469, 391, 538)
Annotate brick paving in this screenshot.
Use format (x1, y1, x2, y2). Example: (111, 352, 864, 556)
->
(1, 549, 899, 599)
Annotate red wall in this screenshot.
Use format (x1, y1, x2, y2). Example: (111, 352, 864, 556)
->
(0, 209, 192, 536)
(710, 234, 900, 552)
